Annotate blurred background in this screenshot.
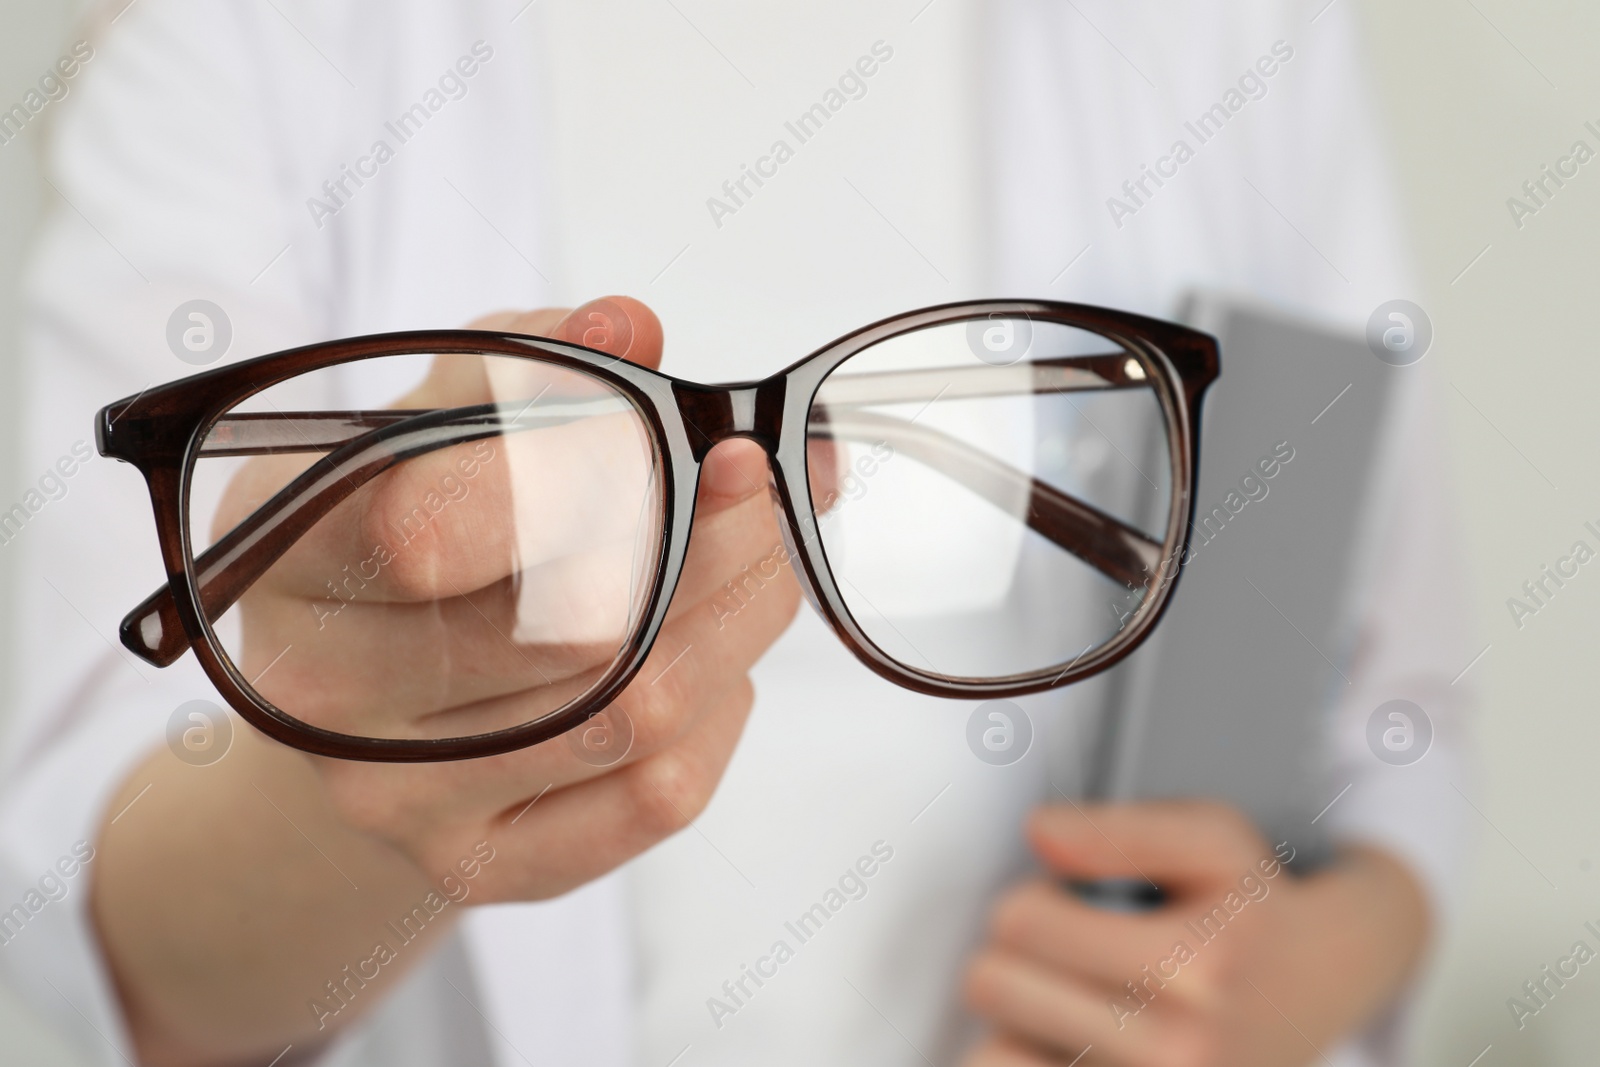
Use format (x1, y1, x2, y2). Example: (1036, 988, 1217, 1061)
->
(2, 1, 1598, 1063)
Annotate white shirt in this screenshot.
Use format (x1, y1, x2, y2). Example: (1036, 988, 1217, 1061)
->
(0, 2, 1476, 1066)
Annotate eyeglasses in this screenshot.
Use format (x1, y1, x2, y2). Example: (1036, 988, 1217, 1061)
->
(96, 300, 1218, 762)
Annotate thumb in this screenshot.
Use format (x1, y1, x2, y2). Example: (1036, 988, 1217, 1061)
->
(473, 297, 766, 512)
(548, 297, 765, 511)
(1028, 801, 1285, 897)
(473, 295, 666, 372)
(550, 296, 664, 371)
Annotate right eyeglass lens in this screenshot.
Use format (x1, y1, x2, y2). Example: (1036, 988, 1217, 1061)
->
(184, 351, 665, 742)
(807, 316, 1176, 682)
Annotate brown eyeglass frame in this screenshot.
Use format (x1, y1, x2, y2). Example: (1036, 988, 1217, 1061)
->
(95, 299, 1219, 763)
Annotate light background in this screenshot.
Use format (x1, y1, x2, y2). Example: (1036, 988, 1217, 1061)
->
(1, 1, 1597, 1064)
(0, 8, 80, 1062)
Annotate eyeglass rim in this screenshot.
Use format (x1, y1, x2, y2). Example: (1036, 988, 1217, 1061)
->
(785, 309, 1202, 700)
(95, 299, 1218, 762)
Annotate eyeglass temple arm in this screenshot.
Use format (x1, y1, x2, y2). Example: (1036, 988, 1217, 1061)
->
(121, 363, 1161, 667)
(119, 401, 584, 667)
(809, 410, 1161, 590)
(806, 352, 1163, 588)
(805, 352, 1150, 409)
(195, 356, 1143, 454)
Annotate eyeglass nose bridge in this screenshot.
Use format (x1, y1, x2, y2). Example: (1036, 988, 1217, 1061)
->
(669, 375, 830, 618)
(671, 378, 787, 460)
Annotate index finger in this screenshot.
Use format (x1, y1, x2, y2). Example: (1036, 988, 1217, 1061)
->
(1028, 801, 1282, 894)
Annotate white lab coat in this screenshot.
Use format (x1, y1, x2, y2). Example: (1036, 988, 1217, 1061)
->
(0, 2, 1475, 1065)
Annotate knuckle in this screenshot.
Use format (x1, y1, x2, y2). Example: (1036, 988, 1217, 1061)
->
(960, 951, 1008, 1013)
(361, 490, 445, 601)
(617, 662, 693, 753)
(629, 750, 712, 836)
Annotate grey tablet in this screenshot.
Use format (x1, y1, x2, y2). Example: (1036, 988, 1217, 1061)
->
(1083, 292, 1398, 869)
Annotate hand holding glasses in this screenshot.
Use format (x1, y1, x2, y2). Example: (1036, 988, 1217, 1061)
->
(97, 299, 1218, 762)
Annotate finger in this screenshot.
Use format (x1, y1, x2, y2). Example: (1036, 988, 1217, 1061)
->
(350, 410, 655, 601)
(1028, 802, 1274, 894)
(261, 311, 754, 608)
(234, 410, 657, 704)
(537, 300, 775, 518)
(242, 584, 610, 737)
(454, 532, 797, 801)
(499, 296, 665, 372)
(962, 1035, 1062, 1067)
(247, 472, 795, 729)
(699, 437, 771, 513)
(472, 673, 757, 899)
(225, 312, 661, 609)
(408, 297, 662, 411)
(243, 403, 650, 609)
(805, 437, 845, 517)
(987, 880, 1195, 994)
(666, 476, 791, 622)
(314, 537, 800, 830)
(965, 949, 1168, 1067)
(412, 489, 800, 735)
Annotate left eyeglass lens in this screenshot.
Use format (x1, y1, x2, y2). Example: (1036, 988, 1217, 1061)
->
(806, 316, 1176, 682)
(185, 352, 665, 742)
